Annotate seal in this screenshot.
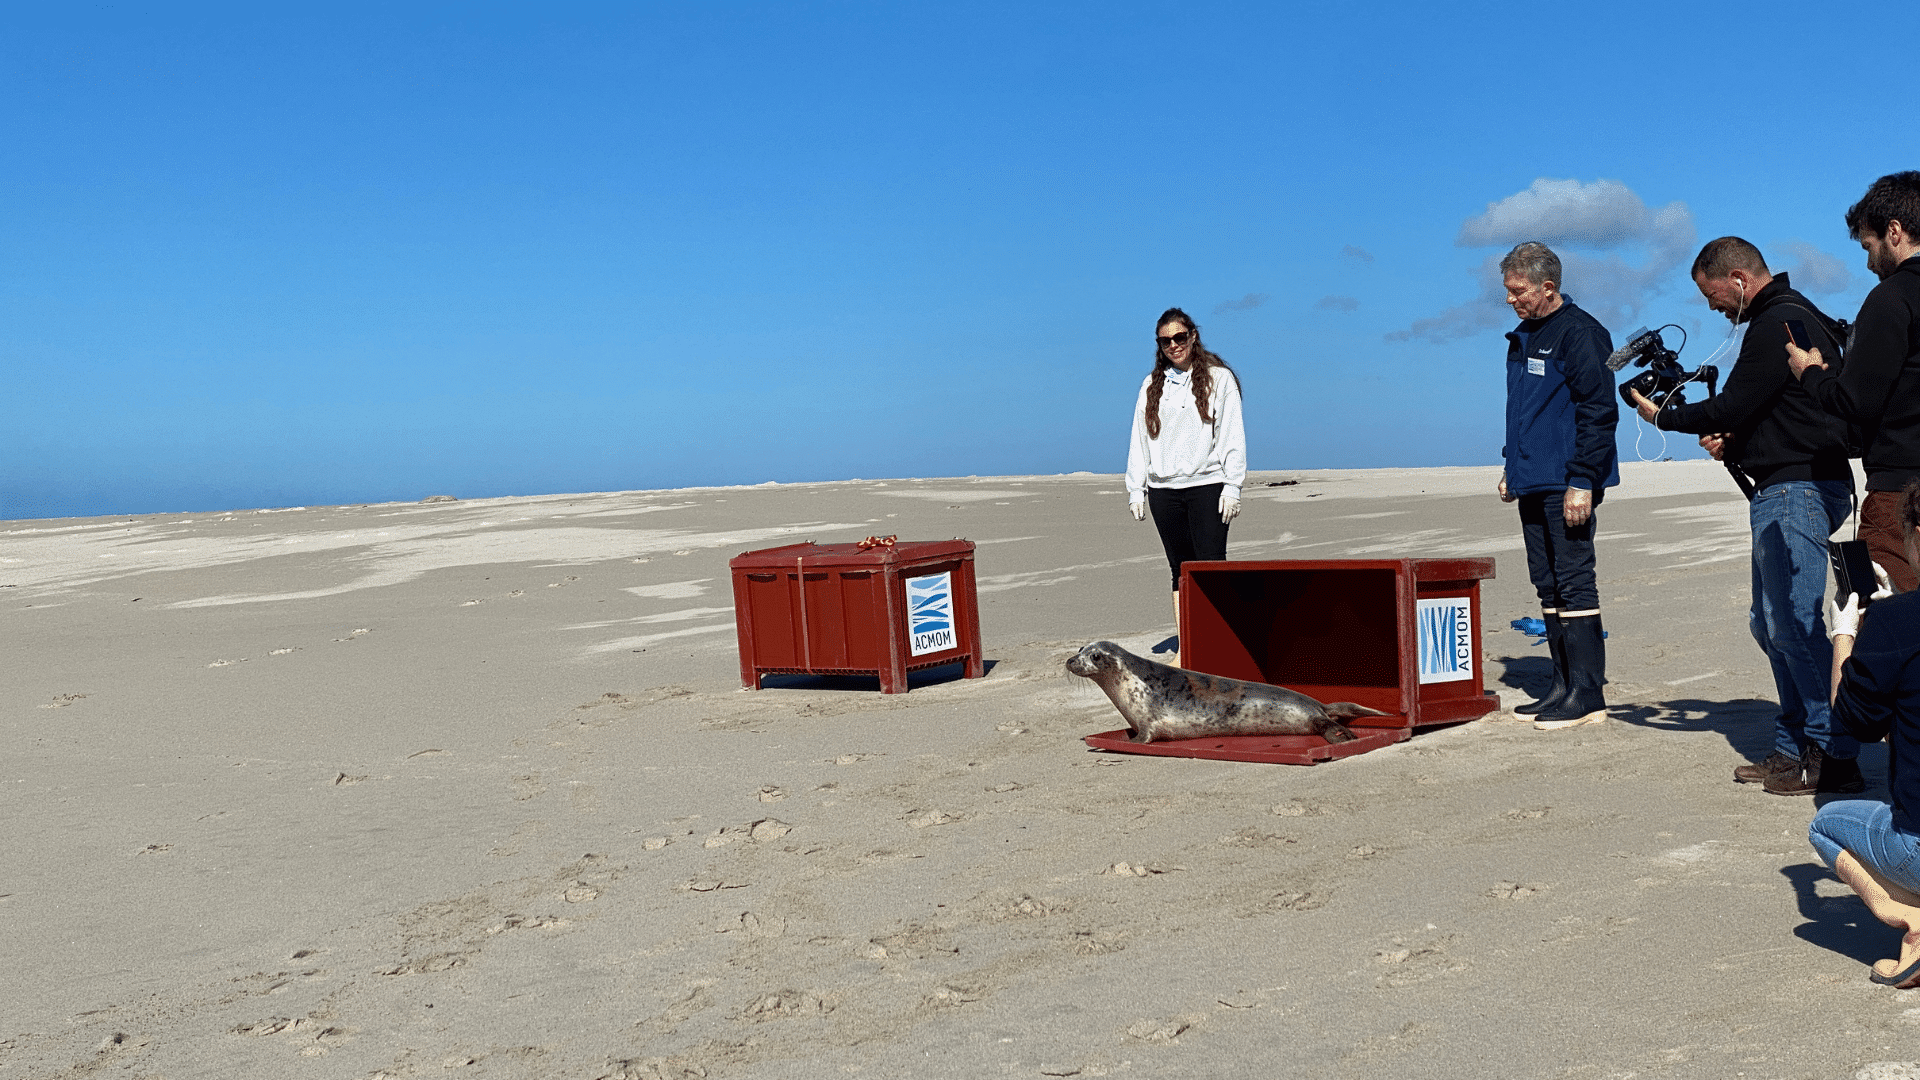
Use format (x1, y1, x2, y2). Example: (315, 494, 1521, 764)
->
(1065, 640, 1389, 743)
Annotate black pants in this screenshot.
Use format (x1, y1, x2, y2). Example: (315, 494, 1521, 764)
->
(1148, 483, 1229, 591)
(1518, 490, 1599, 612)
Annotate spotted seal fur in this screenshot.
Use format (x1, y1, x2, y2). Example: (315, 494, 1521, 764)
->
(1066, 640, 1388, 743)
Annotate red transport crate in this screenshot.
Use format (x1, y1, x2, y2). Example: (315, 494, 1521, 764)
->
(729, 539, 985, 694)
(1084, 558, 1499, 765)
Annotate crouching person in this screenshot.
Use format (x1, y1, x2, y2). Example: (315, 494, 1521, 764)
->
(1809, 480, 1920, 986)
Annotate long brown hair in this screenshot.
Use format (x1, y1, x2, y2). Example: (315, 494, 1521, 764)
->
(1144, 307, 1237, 439)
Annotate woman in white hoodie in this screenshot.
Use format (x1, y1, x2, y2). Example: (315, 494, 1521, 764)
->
(1126, 307, 1247, 658)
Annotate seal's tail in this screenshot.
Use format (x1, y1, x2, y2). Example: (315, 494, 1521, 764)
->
(1323, 702, 1391, 719)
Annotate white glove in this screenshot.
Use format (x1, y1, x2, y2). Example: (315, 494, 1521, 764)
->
(1872, 561, 1895, 601)
(1130, 500, 1146, 522)
(1829, 592, 1863, 639)
(1219, 494, 1241, 524)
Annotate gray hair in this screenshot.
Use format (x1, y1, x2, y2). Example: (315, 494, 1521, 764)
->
(1499, 242, 1561, 288)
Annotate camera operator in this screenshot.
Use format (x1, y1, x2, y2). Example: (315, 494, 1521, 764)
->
(1628, 237, 1859, 796)
(1497, 241, 1619, 731)
(1788, 171, 1920, 594)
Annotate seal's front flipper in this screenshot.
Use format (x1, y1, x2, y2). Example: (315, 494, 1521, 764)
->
(1323, 702, 1391, 720)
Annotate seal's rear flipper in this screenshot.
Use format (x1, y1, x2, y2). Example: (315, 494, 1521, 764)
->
(1319, 720, 1359, 743)
(1323, 702, 1391, 719)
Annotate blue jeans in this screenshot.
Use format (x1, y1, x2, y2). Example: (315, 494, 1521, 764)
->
(1750, 479, 1855, 760)
(1810, 800, 1920, 894)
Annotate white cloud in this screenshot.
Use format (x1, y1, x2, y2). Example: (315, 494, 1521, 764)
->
(1213, 292, 1268, 314)
(1391, 178, 1696, 343)
(1777, 240, 1853, 295)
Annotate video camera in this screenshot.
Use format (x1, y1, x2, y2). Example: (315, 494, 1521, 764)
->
(1606, 325, 1716, 410)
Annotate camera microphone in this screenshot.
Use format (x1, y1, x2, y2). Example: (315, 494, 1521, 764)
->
(1606, 327, 1657, 372)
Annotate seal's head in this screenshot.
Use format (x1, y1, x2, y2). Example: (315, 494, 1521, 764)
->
(1066, 641, 1124, 679)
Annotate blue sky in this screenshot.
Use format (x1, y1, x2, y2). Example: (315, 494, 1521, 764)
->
(3, 2, 1910, 518)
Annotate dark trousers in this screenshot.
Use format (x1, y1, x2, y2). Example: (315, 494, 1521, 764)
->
(1862, 489, 1919, 594)
(1148, 483, 1229, 591)
(1518, 490, 1600, 612)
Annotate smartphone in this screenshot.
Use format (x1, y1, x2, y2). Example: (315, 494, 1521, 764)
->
(1785, 319, 1813, 349)
(1831, 539, 1879, 607)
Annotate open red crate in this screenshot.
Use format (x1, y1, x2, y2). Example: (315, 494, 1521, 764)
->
(1084, 558, 1498, 764)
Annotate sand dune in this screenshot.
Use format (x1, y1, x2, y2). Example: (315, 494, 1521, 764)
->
(3, 461, 1910, 1079)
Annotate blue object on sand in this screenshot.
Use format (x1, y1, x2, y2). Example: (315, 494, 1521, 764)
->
(1510, 617, 1546, 638)
(1508, 616, 1606, 643)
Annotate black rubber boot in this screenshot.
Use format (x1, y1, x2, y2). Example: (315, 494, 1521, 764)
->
(1515, 612, 1568, 715)
(1534, 614, 1606, 729)
(1817, 750, 1867, 795)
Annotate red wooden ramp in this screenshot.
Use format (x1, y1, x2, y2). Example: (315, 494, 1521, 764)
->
(1082, 723, 1409, 765)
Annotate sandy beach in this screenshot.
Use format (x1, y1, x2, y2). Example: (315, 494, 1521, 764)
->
(5, 460, 1916, 1079)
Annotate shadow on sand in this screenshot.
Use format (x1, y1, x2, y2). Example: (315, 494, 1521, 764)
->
(1782, 862, 1891, 967)
(757, 659, 997, 694)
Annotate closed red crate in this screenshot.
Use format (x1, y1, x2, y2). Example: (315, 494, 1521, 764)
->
(729, 539, 984, 694)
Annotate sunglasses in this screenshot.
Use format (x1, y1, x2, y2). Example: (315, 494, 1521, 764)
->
(1156, 331, 1193, 348)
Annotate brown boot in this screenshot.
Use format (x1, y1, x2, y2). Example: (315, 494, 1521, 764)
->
(1764, 746, 1820, 797)
(1735, 751, 1801, 785)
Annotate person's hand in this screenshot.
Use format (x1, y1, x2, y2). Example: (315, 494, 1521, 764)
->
(1497, 473, 1515, 503)
(1699, 433, 1730, 461)
(1873, 561, 1895, 601)
(1563, 486, 1593, 526)
(1628, 387, 1660, 424)
(1130, 500, 1146, 522)
(1218, 494, 1240, 525)
(1786, 339, 1828, 381)
(1829, 592, 1863, 639)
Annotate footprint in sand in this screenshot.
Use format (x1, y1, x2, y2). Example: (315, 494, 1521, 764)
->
(1102, 861, 1181, 877)
(1486, 881, 1548, 900)
(830, 753, 878, 765)
(757, 785, 787, 802)
(1069, 929, 1127, 955)
(510, 775, 545, 801)
(922, 985, 983, 1009)
(1260, 891, 1328, 913)
(41, 693, 87, 708)
(703, 819, 792, 847)
(1125, 1017, 1195, 1044)
(740, 990, 834, 1021)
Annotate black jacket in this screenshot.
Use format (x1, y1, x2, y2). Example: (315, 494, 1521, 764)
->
(1802, 255, 1920, 491)
(1655, 273, 1853, 489)
(1833, 590, 1920, 833)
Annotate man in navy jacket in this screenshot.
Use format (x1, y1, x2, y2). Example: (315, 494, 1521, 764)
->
(1496, 241, 1620, 729)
